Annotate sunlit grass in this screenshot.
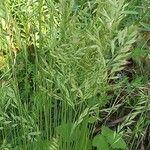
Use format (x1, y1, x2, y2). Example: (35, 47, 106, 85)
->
(0, 0, 149, 150)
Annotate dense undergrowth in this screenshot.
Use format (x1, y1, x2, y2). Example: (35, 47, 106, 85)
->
(0, 0, 150, 150)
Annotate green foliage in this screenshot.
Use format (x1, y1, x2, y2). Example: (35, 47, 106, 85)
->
(56, 123, 73, 141)
(0, 0, 149, 149)
(93, 126, 127, 150)
(93, 134, 109, 150)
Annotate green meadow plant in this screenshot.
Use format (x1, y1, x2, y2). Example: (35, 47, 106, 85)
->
(0, 0, 149, 150)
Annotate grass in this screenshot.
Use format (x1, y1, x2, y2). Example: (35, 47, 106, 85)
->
(0, 0, 150, 150)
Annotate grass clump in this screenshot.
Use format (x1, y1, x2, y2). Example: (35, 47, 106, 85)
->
(0, 0, 149, 150)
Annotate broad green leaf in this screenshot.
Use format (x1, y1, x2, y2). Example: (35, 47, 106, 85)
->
(56, 123, 73, 141)
(92, 134, 109, 150)
(111, 136, 127, 149)
(101, 126, 127, 149)
(101, 126, 114, 138)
